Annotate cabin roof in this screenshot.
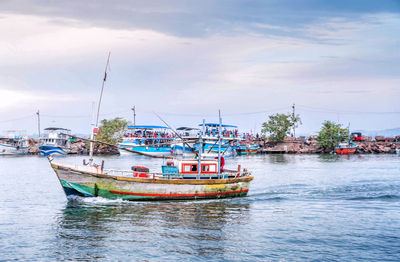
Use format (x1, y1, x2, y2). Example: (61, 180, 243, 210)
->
(179, 159, 218, 164)
(44, 127, 71, 131)
(198, 123, 238, 128)
(127, 125, 168, 129)
(177, 127, 199, 131)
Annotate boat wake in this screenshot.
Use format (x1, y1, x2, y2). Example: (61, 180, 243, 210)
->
(67, 195, 129, 205)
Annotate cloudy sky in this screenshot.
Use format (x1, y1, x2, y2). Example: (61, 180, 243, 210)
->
(0, 0, 399, 135)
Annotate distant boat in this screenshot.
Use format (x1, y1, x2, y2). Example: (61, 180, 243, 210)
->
(118, 125, 175, 156)
(335, 141, 358, 155)
(194, 123, 240, 157)
(39, 127, 71, 156)
(171, 127, 199, 156)
(236, 142, 259, 155)
(0, 130, 29, 155)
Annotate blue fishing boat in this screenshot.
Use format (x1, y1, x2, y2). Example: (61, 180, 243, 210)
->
(171, 127, 199, 156)
(236, 142, 259, 155)
(118, 125, 175, 156)
(194, 123, 240, 157)
(39, 127, 71, 156)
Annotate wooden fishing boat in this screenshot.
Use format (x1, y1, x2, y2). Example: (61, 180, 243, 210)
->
(49, 157, 253, 201)
(48, 53, 252, 201)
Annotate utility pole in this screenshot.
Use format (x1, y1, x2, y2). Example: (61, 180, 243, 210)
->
(292, 103, 296, 138)
(131, 106, 136, 126)
(36, 110, 41, 137)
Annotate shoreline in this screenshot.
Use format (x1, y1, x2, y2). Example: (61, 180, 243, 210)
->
(257, 140, 399, 154)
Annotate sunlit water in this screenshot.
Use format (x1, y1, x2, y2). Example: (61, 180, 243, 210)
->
(1, 154, 399, 261)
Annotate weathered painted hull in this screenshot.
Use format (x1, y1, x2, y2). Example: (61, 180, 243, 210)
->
(51, 163, 252, 201)
(39, 146, 70, 156)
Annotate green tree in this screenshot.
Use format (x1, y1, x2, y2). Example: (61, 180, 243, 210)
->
(261, 113, 301, 142)
(96, 117, 128, 145)
(317, 121, 349, 151)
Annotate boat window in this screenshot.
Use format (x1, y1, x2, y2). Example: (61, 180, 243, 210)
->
(184, 165, 191, 172)
(209, 165, 216, 172)
(202, 165, 210, 172)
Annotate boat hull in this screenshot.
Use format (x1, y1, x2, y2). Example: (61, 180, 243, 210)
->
(0, 143, 28, 155)
(237, 149, 258, 155)
(118, 146, 172, 156)
(39, 146, 70, 156)
(335, 147, 357, 155)
(51, 163, 252, 201)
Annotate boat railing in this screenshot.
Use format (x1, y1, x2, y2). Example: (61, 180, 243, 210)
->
(104, 168, 250, 180)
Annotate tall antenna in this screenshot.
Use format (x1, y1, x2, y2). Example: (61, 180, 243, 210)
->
(36, 110, 41, 137)
(131, 106, 136, 126)
(95, 51, 111, 127)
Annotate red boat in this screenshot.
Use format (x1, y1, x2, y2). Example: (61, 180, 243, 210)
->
(335, 142, 358, 155)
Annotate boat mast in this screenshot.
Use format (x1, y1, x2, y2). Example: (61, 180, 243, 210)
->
(218, 110, 222, 177)
(89, 52, 111, 162)
(89, 102, 96, 161)
(198, 119, 205, 179)
(95, 51, 111, 127)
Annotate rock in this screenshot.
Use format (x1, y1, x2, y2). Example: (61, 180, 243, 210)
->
(283, 136, 295, 142)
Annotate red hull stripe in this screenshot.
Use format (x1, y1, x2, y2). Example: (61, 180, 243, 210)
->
(109, 189, 248, 198)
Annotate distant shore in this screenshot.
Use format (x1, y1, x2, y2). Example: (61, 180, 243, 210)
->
(27, 137, 400, 155)
(257, 138, 399, 154)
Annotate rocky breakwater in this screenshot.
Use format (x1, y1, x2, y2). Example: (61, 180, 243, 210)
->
(258, 136, 399, 154)
(69, 138, 120, 155)
(27, 138, 120, 155)
(355, 141, 398, 154)
(28, 138, 39, 154)
(259, 136, 321, 154)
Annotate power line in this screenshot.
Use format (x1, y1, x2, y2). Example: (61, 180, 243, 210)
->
(0, 114, 35, 123)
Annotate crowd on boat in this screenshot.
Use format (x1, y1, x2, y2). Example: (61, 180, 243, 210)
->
(123, 131, 176, 139)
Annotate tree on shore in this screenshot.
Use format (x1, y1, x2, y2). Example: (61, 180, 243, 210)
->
(261, 113, 301, 142)
(317, 121, 348, 151)
(96, 117, 128, 145)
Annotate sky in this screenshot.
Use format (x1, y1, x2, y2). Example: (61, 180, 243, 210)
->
(0, 0, 399, 136)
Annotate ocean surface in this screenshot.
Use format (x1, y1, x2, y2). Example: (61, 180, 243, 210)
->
(1, 154, 399, 261)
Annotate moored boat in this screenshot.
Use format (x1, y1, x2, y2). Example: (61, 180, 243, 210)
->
(194, 123, 239, 157)
(0, 130, 29, 155)
(39, 127, 72, 156)
(118, 125, 175, 156)
(335, 141, 358, 155)
(236, 142, 259, 155)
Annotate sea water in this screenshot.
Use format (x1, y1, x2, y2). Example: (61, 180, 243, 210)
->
(0, 154, 399, 261)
